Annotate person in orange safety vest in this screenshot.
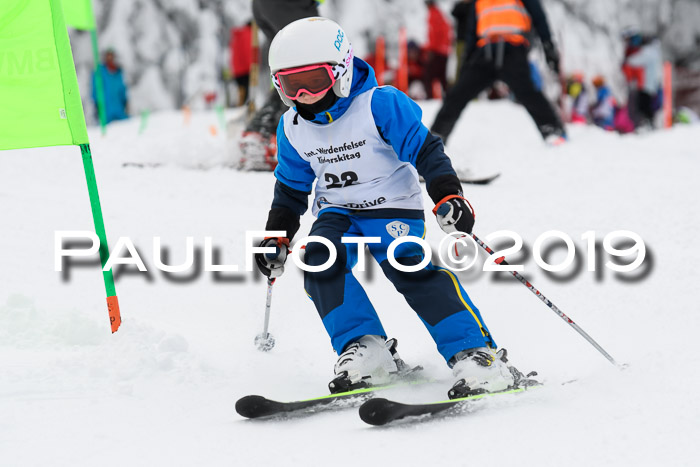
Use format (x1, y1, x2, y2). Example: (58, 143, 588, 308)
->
(431, 0, 566, 145)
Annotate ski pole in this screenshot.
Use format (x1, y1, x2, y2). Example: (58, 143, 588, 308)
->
(471, 233, 621, 368)
(254, 278, 276, 352)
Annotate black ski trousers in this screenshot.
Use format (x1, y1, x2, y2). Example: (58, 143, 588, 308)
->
(252, 0, 319, 41)
(431, 43, 563, 142)
(246, 0, 319, 136)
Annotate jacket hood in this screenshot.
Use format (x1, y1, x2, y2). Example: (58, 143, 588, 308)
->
(294, 57, 378, 125)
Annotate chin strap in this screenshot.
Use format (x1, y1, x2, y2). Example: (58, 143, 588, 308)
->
(295, 91, 339, 121)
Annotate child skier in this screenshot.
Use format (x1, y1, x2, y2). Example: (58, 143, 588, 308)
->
(591, 75, 615, 131)
(254, 17, 524, 398)
(567, 73, 589, 124)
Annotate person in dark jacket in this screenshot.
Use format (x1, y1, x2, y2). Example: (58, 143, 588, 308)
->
(451, 0, 471, 80)
(239, 0, 320, 170)
(432, 0, 566, 144)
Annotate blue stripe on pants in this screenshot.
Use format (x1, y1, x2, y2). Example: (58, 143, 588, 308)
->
(304, 212, 495, 360)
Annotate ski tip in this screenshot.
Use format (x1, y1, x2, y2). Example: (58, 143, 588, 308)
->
(358, 398, 397, 426)
(460, 173, 501, 185)
(236, 395, 273, 419)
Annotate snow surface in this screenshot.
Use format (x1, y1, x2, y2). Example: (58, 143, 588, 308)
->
(1, 101, 699, 466)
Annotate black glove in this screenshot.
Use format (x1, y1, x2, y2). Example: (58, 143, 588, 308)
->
(433, 195, 475, 235)
(255, 237, 289, 278)
(542, 41, 560, 73)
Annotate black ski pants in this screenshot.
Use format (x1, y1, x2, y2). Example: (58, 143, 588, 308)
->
(431, 43, 563, 142)
(246, 0, 319, 136)
(423, 52, 449, 98)
(252, 0, 319, 42)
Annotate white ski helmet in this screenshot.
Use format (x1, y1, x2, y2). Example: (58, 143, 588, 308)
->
(269, 17, 354, 107)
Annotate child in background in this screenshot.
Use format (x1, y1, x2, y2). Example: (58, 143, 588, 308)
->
(567, 73, 589, 124)
(591, 75, 615, 131)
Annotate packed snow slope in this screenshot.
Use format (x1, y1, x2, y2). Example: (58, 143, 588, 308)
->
(1, 100, 698, 466)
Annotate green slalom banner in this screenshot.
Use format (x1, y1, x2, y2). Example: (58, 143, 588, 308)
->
(0, 0, 121, 332)
(60, 0, 108, 133)
(0, 0, 88, 149)
(61, 0, 95, 30)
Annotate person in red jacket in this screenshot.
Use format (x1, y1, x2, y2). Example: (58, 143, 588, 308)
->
(423, 1, 453, 98)
(231, 22, 253, 106)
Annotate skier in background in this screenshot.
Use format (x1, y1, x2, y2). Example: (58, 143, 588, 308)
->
(239, 0, 320, 170)
(423, 1, 453, 98)
(591, 75, 615, 131)
(92, 49, 128, 123)
(254, 17, 533, 398)
(529, 60, 543, 91)
(407, 40, 426, 99)
(451, 0, 472, 81)
(623, 33, 663, 129)
(431, 0, 566, 145)
(567, 72, 588, 124)
(231, 22, 253, 106)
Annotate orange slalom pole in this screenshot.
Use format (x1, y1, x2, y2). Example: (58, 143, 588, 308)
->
(375, 36, 385, 86)
(432, 80, 442, 99)
(663, 61, 673, 128)
(396, 27, 408, 93)
(107, 296, 121, 333)
(183, 105, 191, 126)
(248, 20, 260, 119)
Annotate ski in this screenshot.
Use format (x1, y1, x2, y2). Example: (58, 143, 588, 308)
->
(358, 386, 533, 426)
(236, 337, 428, 419)
(122, 162, 162, 168)
(236, 377, 430, 420)
(419, 172, 501, 185)
(236, 386, 382, 419)
(457, 173, 500, 185)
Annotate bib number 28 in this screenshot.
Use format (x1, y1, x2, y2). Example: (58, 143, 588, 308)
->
(325, 171, 358, 188)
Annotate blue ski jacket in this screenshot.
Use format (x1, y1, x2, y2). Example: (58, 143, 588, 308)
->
(267, 57, 461, 239)
(92, 65, 128, 123)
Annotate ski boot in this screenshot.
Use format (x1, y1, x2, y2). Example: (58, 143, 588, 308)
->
(238, 131, 277, 171)
(328, 336, 416, 394)
(541, 124, 568, 146)
(447, 348, 539, 399)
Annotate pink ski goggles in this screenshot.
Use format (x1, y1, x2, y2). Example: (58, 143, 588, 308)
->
(274, 63, 336, 100)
